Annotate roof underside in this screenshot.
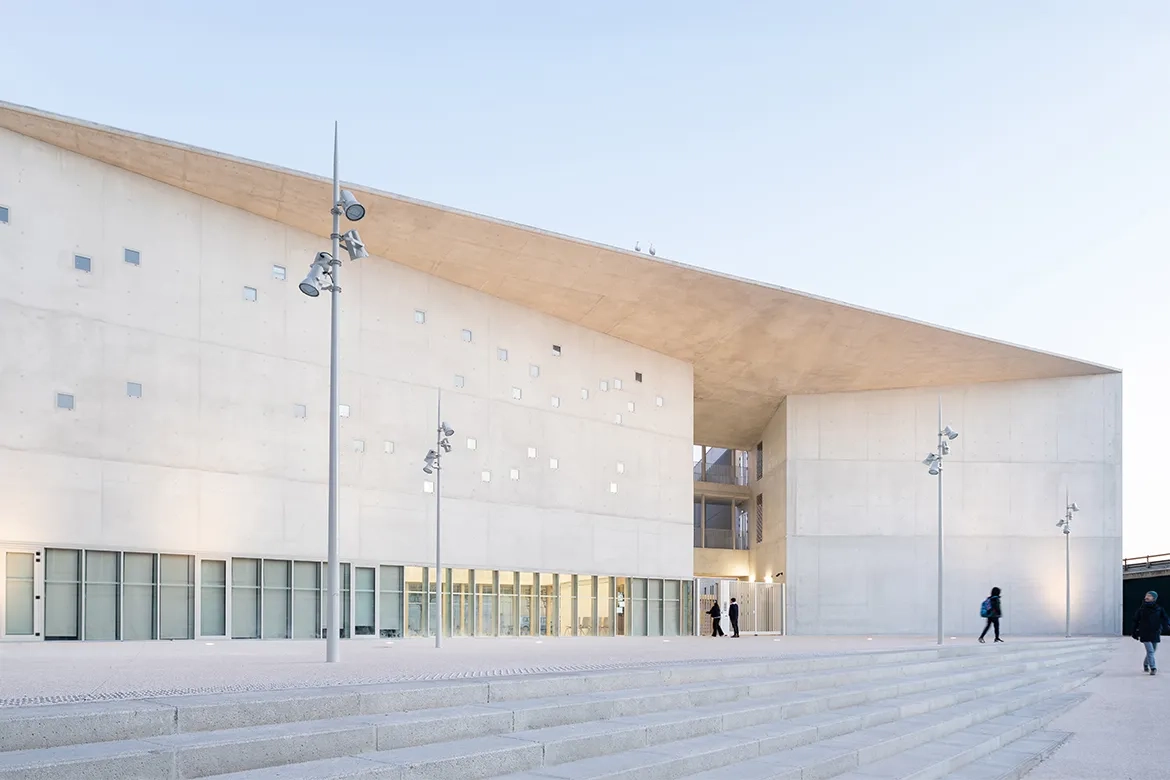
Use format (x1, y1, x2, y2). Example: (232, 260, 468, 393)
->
(0, 102, 1115, 446)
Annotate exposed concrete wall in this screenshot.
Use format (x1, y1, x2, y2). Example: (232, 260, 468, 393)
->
(0, 128, 695, 578)
(694, 548, 751, 578)
(749, 399, 787, 583)
(785, 376, 1123, 636)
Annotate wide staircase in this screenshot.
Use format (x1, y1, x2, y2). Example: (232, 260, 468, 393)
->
(0, 639, 1107, 780)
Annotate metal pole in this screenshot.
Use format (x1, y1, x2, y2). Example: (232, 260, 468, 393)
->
(435, 390, 443, 649)
(325, 122, 342, 663)
(937, 396, 944, 646)
(1065, 491, 1071, 638)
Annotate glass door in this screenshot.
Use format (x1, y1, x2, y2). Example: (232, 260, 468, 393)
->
(2, 548, 43, 641)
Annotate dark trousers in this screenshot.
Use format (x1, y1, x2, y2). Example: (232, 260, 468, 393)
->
(730, 617, 740, 637)
(980, 617, 1000, 640)
(711, 619, 725, 637)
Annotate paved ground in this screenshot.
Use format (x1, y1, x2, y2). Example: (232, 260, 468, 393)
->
(1026, 637, 1167, 779)
(0, 634, 1024, 707)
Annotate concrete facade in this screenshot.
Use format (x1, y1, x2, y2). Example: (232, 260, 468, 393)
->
(782, 376, 1123, 636)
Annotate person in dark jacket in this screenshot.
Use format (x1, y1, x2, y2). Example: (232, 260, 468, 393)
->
(979, 587, 1004, 643)
(708, 602, 725, 637)
(1132, 591, 1170, 675)
(729, 598, 740, 638)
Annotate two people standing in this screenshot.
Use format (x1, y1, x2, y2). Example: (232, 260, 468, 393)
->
(1132, 590, 1170, 675)
(706, 598, 741, 638)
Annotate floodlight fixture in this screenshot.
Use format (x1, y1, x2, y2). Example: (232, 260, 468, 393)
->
(299, 252, 333, 297)
(340, 229, 368, 260)
(943, 425, 959, 440)
(1070, 502, 1080, 513)
(339, 189, 366, 221)
(441, 422, 454, 437)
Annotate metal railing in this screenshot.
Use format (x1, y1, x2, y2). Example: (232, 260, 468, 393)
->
(692, 463, 751, 486)
(1123, 554, 1170, 570)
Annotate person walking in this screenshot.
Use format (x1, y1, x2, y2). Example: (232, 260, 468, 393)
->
(729, 598, 741, 638)
(708, 601, 725, 637)
(1132, 591, 1170, 675)
(979, 587, 1004, 643)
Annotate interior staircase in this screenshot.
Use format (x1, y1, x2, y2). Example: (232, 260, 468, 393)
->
(0, 638, 1107, 780)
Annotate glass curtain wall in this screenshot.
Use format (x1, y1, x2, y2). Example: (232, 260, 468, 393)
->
(539, 574, 556, 636)
(405, 566, 428, 637)
(123, 552, 156, 641)
(83, 550, 119, 640)
(160, 555, 194, 640)
(231, 557, 260, 639)
(576, 576, 594, 636)
(519, 572, 536, 636)
(44, 549, 80, 640)
(379, 565, 404, 638)
(475, 570, 496, 637)
(355, 567, 375, 636)
(597, 576, 612, 637)
(292, 561, 320, 639)
(4, 552, 35, 637)
(558, 575, 575, 636)
(200, 559, 226, 637)
(262, 560, 290, 639)
(499, 572, 518, 637)
(450, 569, 472, 637)
(630, 578, 647, 636)
(664, 580, 681, 636)
(704, 499, 734, 549)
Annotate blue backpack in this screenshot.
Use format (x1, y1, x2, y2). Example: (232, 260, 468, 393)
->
(980, 598, 993, 618)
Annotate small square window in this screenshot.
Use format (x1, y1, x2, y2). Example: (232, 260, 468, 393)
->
(614, 414, 623, 425)
(549, 457, 559, 470)
(467, 437, 477, 450)
(614, 379, 623, 390)
(635, 372, 643, 383)
(414, 310, 426, 324)
(599, 380, 608, 392)
(481, 471, 492, 483)
(126, 382, 142, 398)
(424, 481, 435, 494)
(124, 248, 140, 266)
(512, 387, 522, 400)
(461, 329, 473, 343)
(529, 364, 540, 378)
(272, 265, 287, 281)
(74, 255, 92, 273)
(497, 348, 509, 362)
(510, 468, 520, 481)
(56, 392, 75, 411)
(243, 286, 258, 301)
(339, 404, 351, 418)
(353, 439, 366, 453)
(552, 345, 562, 357)
(609, 482, 618, 494)
(656, 396, 664, 407)
(384, 441, 395, 454)
(581, 388, 589, 400)
(454, 375, 465, 389)
(616, 462, 625, 474)
(0, 206, 8, 224)
(527, 447, 537, 459)
(628, 401, 636, 413)
(293, 403, 307, 419)
(551, 396, 561, 409)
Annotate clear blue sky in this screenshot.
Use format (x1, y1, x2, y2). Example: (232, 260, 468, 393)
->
(2, 1, 1167, 555)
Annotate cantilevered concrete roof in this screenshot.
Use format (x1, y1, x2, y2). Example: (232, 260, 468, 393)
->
(0, 102, 1116, 446)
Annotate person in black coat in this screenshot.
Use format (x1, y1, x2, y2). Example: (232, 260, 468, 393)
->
(729, 598, 741, 638)
(979, 587, 1004, 643)
(1132, 590, 1170, 675)
(707, 602, 725, 637)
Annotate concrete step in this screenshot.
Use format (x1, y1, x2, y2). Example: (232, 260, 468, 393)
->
(939, 730, 1070, 780)
(0, 640, 1103, 753)
(491, 675, 1095, 779)
(0, 649, 1104, 779)
(195, 655, 1103, 780)
(830, 707, 1080, 780)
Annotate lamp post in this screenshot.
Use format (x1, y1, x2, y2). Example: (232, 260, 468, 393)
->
(922, 397, 959, 646)
(1057, 493, 1079, 638)
(297, 123, 368, 663)
(423, 390, 454, 649)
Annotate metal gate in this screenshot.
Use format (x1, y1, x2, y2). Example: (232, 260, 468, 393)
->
(694, 578, 786, 636)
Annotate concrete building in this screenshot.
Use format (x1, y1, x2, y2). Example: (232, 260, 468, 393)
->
(0, 102, 1122, 643)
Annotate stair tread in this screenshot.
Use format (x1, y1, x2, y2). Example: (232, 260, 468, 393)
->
(940, 730, 1071, 779)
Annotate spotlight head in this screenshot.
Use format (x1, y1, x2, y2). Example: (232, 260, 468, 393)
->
(298, 252, 333, 297)
(928, 464, 940, 476)
(340, 229, 368, 260)
(922, 453, 939, 467)
(943, 425, 959, 440)
(1057, 519, 1066, 527)
(440, 439, 452, 453)
(939, 440, 950, 456)
(1070, 502, 1080, 513)
(441, 422, 454, 437)
(339, 190, 366, 221)
(423, 464, 434, 475)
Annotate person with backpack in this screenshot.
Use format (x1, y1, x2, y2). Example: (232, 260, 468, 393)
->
(979, 587, 1003, 643)
(729, 598, 741, 638)
(1131, 591, 1170, 675)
